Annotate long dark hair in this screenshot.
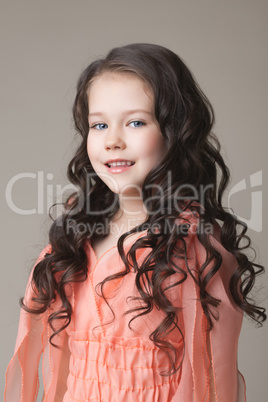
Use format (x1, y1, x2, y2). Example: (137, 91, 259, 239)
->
(21, 43, 266, 375)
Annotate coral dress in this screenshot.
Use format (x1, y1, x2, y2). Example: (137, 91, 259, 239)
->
(5, 212, 246, 401)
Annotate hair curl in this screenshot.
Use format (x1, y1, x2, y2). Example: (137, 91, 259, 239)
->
(21, 43, 266, 375)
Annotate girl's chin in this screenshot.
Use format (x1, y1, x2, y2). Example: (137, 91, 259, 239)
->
(101, 180, 143, 196)
(112, 189, 142, 197)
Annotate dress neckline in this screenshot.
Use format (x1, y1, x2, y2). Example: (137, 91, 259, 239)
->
(87, 229, 148, 265)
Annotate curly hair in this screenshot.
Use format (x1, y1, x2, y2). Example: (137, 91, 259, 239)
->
(21, 43, 266, 376)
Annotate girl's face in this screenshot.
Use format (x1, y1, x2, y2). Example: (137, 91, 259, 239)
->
(87, 72, 167, 196)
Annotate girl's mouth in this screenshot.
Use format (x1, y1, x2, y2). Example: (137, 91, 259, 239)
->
(105, 160, 135, 173)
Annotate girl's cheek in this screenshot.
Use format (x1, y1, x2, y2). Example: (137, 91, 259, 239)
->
(87, 135, 94, 152)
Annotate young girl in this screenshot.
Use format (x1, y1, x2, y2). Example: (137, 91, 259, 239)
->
(5, 43, 266, 401)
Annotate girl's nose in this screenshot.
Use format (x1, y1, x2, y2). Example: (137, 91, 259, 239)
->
(104, 128, 126, 150)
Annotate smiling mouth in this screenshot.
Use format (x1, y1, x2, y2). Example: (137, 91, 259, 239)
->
(105, 161, 135, 167)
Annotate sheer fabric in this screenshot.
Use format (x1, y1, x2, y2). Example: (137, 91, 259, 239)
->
(5, 211, 246, 401)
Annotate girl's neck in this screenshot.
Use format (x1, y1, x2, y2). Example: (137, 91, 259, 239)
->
(110, 195, 148, 237)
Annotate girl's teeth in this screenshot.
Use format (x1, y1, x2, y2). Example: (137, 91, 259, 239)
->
(109, 161, 133, 167)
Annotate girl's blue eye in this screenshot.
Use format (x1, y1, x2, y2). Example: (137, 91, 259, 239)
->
(129, 121, 145, 128)
(91, 123, 108, 130)
(90, 121, 145, 130)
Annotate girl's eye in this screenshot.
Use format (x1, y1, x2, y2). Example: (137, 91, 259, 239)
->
(129, 120, 145, 128)
(91, 123, 108, 130)
(90, 121, 145, 130)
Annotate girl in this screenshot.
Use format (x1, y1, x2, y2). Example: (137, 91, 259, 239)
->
(5, 43, 266, 401)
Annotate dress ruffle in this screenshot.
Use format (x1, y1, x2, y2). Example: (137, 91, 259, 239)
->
(5, 210, 246, 401)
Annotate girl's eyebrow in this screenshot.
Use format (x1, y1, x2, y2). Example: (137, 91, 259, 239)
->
(88, 109, 152, 117)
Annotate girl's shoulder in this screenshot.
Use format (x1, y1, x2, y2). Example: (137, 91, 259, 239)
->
(175, 205, 238, 277)
(176, 204, 225, 248)
(38, 243, 52, 260)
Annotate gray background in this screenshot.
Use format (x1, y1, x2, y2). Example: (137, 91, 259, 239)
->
(1, 0, 267, 400)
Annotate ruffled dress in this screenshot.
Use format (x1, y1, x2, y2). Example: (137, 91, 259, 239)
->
(5, 212, 246, 401)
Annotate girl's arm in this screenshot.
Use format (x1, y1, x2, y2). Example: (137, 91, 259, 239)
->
(42, 331, 71, 402)
(171, 212, 246, 402)
(4, 244, 68, 402)
(54, 330, 71, 401)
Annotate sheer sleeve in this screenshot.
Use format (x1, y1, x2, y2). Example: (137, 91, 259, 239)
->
(171, 212, 246, 402)
(4, 244, 69, 402)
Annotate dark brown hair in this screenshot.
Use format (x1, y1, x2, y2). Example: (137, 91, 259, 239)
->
(22, 43, 266, 375)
